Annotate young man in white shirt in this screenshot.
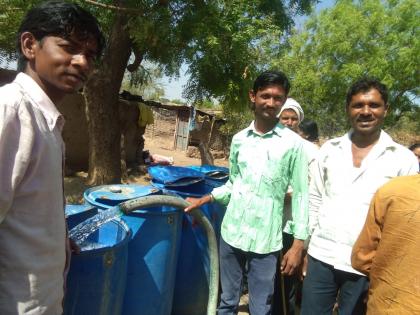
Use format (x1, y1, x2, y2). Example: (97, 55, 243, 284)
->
(300, 78, 418, 314)
(0, 2, 104, 314)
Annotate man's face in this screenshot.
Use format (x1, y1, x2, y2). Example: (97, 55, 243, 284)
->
(347, 88, 388, 136)
(24, 32, 98, 100)
(279, 109, 299, 132)
(249, 85, 287, 124)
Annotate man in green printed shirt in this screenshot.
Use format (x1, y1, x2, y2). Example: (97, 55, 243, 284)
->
(185, 71, 309, 315)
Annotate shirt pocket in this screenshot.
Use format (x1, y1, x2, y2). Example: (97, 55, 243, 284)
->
(323, 164, 350, 196)
(258, 159, 288, 197)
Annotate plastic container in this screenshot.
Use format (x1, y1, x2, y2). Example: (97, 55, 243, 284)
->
(83, 184, 160, 210)
(186, 164, 229, 183)
(65, 204, 98, 229)
(64, 219, 130, 315)
(148, 165, 226, 315)
(121, 205, 183, 315)
(83, 184, 182, 315)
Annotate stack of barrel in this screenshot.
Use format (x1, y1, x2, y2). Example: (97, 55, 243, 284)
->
(64, 164, 228, 315)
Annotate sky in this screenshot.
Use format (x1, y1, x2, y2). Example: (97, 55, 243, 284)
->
(159, 0, 335, 102)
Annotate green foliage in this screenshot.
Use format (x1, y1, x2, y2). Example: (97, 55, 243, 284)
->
(219, 103, 254, 142)
(120, 0, 314, 109)
(388, 107, 420, 134)
(0, 0, 314, 108)
(270, 0, 420, 136)
(0, 1, 28, 59)
(121, 62, 164, 100)
(195, 99, 220, 109)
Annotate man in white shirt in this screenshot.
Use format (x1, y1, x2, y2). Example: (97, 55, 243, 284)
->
(0, 2, 104, 314)
(300, 78, 418, 314)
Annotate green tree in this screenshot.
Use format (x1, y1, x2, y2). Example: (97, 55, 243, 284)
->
(220, 104, 253, 144)
(0, 0, 314, 184)
(121, 62, 165, 100)
(271, 0, 420, 136)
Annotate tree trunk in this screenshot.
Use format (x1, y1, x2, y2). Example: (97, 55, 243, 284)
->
(84, 10, 131, 185)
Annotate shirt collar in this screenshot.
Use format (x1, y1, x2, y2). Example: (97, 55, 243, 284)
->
(14, 72, 64, 131)
(246, 121, 285, 137)
(331, 129, 397, 151)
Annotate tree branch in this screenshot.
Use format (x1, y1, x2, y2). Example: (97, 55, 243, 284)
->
(83, 0, 143, 14)
(127, 46, 144, 72)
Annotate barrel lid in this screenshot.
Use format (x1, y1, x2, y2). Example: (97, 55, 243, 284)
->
(65, 204, 95, 216)
(186, 164, 229, 181)
(84, 185, 160, 207)
(148, 165, 204, 187)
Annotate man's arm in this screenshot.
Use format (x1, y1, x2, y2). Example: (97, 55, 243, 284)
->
(185, 139, 239, 212)
(0, 104, 33, 223)
(289, 142, 309, 240)
(281, 143, 308, 275)
(351, 189, 387, 275)
(308, 150, 325, 236)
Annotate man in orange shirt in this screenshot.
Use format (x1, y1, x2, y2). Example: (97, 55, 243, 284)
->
(352, 174, 420, 314)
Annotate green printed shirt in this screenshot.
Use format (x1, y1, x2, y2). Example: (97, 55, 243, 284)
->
(212, 122, 309, 254)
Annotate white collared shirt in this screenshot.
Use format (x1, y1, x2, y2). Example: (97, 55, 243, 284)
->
(307, 130, 418, 275)
(0, 73, 66, 314)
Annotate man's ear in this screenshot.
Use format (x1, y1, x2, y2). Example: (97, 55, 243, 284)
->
(20, 32, 38, 61)
(384, 103, 389, 117)
(249, 89, 256, 103)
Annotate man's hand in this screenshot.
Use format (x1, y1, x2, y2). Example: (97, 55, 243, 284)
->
(299, 253, 308, 280)
(184, 194, 213, 213)
(281, 239, 304, 276)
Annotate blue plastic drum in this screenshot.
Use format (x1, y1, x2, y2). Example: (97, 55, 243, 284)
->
(83, 184, 182, 315)
(148, 165, 226, 315)
(64, 219, 130, 315)
(65, 204, 98, 229)
(122, 205, 183, 315)
(84, 184, 160, 210)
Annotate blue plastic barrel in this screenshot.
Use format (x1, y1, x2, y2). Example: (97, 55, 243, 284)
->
(65, 204, 98, 229)
(64, 219, 130, 315)
(83, 184, 182, 315)
(122, 205, 183, 315)
(186, 164, 229, 184)
(148, 165, 226, 315)
(84, 184, 160, 210)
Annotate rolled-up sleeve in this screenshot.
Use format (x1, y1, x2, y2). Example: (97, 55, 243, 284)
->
(289, 142, 309, 240)
(0, 103, 33, 223)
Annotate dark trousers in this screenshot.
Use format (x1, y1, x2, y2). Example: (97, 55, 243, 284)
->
(272, 233, 298, 315)
(301, 255, 369, 315)
(218, 237, 280, 315)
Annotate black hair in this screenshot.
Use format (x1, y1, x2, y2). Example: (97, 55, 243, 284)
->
(252, 70, 290, 95)
(346, 77, 388, 107)
(409, 143, 420, 151)
(16, 1, 105, 71)
(299, 119, 319, 142)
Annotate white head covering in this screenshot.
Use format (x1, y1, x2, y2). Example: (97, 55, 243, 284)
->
(278, 98, 304, 123)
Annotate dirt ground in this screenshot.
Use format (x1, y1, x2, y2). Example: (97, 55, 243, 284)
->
(64, 132, 228, 203)
(144, 133, 228, 167)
